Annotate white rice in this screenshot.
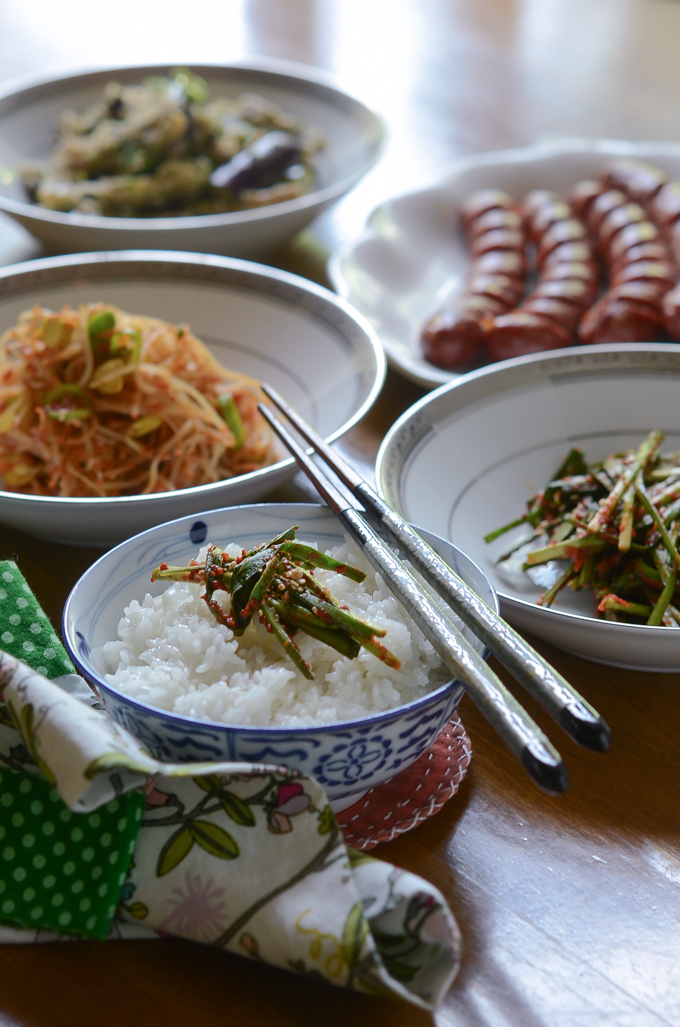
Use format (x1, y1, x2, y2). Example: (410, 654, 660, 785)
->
(103, 540, 451, 727)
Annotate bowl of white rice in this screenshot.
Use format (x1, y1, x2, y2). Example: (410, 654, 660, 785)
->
(63, 503, 497, 805)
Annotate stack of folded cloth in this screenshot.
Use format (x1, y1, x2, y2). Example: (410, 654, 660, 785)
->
(0, 560, 463, 1010)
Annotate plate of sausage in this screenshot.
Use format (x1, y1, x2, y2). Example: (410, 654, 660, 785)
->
(329, 138, 680, 389)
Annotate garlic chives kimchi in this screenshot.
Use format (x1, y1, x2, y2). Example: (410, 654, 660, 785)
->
(0, 303, 278, 496)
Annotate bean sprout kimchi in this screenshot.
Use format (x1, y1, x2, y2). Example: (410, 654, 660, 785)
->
(0, 303, 279, 497)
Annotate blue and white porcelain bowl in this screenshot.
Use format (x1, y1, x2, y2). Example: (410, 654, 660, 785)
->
(63, 503, 497, 805)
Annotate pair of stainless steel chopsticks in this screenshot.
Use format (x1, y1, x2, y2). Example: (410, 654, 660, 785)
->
(259, 384, 611, 796)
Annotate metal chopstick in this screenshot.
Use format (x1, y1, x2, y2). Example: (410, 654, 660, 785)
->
(258, 400, 568, 795)
(261, 382, 610, 754)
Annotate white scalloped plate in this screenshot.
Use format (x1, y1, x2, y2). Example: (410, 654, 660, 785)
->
(376, 344, 680, 672)
(330, 137, 680, 390)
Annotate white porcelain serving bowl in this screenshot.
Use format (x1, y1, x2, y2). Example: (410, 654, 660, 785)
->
(62, 502, 497, 806)
(0, 59, 384, 259)
(330, 137, 680, 389)
(0, 251, 385, 547)
(377, 344, 680, 672)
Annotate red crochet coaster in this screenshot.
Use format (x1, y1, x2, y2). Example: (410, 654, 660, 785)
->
(336, 715, 472, 851)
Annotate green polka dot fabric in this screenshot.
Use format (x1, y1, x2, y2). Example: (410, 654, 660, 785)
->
(0, 562, 74, 679)
(0, 766, 144, 938)
(0, 561, 146, 939)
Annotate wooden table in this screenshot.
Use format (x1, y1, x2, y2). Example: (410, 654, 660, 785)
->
(2, 2, 680, 1024)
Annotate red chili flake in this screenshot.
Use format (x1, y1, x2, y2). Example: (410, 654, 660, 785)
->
(598, 593, 632, 612)
(565, 546, 588, 571)
(312, 606, 333, 624)
(159, 562, 168, 571)
(240, 596, 262, 618)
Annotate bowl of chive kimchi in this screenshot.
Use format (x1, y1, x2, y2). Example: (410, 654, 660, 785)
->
(377, 343, 680, 671)
(62, 502, 496, 804)
(0, 251, 384, 546)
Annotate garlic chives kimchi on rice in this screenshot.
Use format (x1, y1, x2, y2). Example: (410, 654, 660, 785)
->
(0, 303, 279, 496)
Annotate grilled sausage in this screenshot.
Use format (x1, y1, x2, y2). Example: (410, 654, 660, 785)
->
(484, 191, 597, 359)
(536, 219, 589, 265)
(665, 222, 680, 269)
(578, 187, 671, 344)
(421, 295, 507, 368)
(607, 220, 665, 267)
(662, 284, 680, 339)
(423, 167, 680, 367)
(586, 190, 628, 234)
(597, 158, 667, 204)
(484, 310, 572, 362)
(648, 182, 680, 229)
(601, 164, 680, 340)
(542, 240, 598, 267)
(472, 249, 527, 278)
(521, 296, 583, 329)
(472, 208, 523, 234)
(470, 228, 526, 258)
(612, 279, 673, 305)
(520, 190, 561, 227)
(526, 199, 572, 241)
(610, 241, 669, 277)
(611, 259, 675, 290)
(565, 180, 607, 219)
(541, 260, 599, 285)
(597, 203, 648, 251)
(421, 190, 528, 368)
(459, 189, 515, 229)
(578, 298, 664, 344)
(465, 272, 525, 308)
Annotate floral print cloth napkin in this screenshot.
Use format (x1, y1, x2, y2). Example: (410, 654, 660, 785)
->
(0, 561, 462, 1009)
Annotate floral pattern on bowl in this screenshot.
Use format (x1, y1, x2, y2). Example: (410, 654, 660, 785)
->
(63, 503, 497, 803)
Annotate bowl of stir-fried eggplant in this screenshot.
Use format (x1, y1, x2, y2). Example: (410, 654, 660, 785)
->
(0, 61, 384, 258)
(376, 343, 680, 671)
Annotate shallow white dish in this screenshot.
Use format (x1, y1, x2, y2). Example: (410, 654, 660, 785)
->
(0, 251, 385, 547)
(0, 59, 384, 259)
(376, 344, 680, 672)
(62, 502, 497, 805)
(330, 137, 680, 390)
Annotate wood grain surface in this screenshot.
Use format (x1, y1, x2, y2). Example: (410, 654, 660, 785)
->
(1, 2, 680, 1025)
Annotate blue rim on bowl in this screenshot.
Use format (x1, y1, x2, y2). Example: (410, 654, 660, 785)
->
(62, 502, 497, 801)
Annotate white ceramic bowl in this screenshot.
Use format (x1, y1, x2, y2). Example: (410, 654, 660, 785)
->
(377, 344, 680, 672)
(62, 502, 497, 805)
(330, 137, 680, 390)
(0, 251, 385, 546)
(0, 59, 384, 259)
